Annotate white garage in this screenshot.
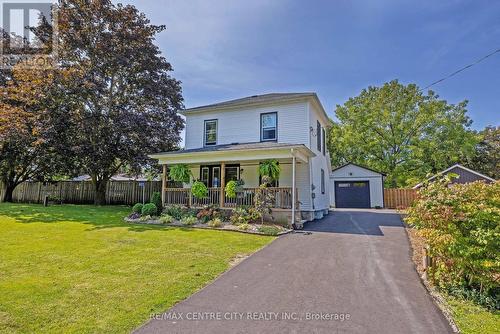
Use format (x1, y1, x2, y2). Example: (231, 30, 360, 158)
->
(330, 163, 385, 208)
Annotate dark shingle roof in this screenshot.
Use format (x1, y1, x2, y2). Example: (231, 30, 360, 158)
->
(151, 142, 309, 156)
(183, 93, 316, 113)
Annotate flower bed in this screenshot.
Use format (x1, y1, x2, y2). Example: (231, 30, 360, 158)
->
(124, 204, 291, 236)
(124, 215, 290, 236)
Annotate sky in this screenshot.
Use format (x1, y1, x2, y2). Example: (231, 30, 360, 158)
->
(123, 0, 500, 130)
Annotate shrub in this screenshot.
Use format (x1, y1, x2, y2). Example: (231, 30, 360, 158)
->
(159, 214, 174, 224)
(139, 215, 152, 222)
(191, 181, 208, 199)
(238, 223, 251, 231)
(207, 218, 223, 228)
(247, 207, 262, 223)
(253, 186, 274, 224)
(128, 212, 141, 220)
(258, 226, 281, 236)
(169, 164, 192, 183)
(164, 205, 183, 220)
(180, 216, 197, 226)
(225, 180, 238, 199)
(405, 178, 500, 297)
(230, 207, 250, 225)
(150, 192, 162, 213)
(141, 203, 158, 216)
(197, 205, 219, 223)
(132, 203, 143, 214)
(182, 208, 198, 218)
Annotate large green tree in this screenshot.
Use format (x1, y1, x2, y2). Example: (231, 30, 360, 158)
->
(53, 0, 184, 204)
(466, 125, 499, 179)
(1, 1, 183, 204)
(328, 80, 478, 187)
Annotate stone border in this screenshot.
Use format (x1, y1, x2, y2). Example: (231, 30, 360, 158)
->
(403, 223, 460, 333)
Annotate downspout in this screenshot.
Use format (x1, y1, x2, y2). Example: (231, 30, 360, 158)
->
(291, 148, 296, 226)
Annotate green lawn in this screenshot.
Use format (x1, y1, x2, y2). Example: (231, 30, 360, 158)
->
(446, 295, 500, 334)
(0, 203, 274, 333)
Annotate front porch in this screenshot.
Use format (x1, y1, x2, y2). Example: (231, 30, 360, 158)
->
(150, 142, 316, 222)
(164, 186, 296, 209)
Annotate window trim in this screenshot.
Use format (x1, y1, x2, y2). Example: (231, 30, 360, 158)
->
(204, 119, 218, 146)
(322, 127, 326, 156)
(200, 166, 210, 186)
(260, 112, 278, 142)
(317, 121, 321, 152)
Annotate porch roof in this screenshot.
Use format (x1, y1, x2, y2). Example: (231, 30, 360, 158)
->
(149, 142, 315, 164)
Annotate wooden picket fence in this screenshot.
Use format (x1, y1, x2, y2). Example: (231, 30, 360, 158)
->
(384, 188, 418, 209)
(0, 181, 162, 205)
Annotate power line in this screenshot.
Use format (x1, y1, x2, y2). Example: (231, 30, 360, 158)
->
(422, 48, 500, 90)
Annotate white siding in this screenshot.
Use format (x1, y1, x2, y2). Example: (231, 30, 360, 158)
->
(184, 102, 309, 149)
(180, 98, 332, 215)
(306, 102, 331, 212)
(330, 164, 384, 208)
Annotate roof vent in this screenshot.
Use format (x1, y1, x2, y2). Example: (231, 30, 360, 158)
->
(250, 95, 259, 98)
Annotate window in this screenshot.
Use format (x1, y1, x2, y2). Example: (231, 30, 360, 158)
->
(261, 112, 277, 141)
(200, 167, 209, 186)
(204, 120, 217, 146)
(225, 166, 240, 182)
(317, 121, 321, 151)
(212, 167, 220, 187)
(321, 169, 325, 194)
(322, 128, 326, 156)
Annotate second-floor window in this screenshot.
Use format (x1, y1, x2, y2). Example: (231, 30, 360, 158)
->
(261, 112, 277, 141)
(204, 119, 217, 146)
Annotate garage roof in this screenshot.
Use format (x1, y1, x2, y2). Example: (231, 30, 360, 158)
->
(331, 163, 386, 176)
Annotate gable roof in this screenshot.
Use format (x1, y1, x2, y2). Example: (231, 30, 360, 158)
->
(412, 164, 496, 189)
(181, 92, 331, 125)
(331, 163, 386, 176)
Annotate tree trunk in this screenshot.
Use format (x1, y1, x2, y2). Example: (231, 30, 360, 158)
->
(2, 184, 15, 202)
(1, 180, 17, 203)
(93, 178, 108, 205)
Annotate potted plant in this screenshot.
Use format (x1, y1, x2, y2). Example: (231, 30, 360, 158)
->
(259, 159, 280, 184)
(169, 164, 192, 183)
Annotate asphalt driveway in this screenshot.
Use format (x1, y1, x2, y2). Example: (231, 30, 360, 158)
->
(135, 209, 452, 334)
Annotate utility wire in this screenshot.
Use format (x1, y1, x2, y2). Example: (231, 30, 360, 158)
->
(422, 48, 500, 90)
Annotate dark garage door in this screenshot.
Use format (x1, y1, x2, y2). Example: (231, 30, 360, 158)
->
(335, 181, 370, 208)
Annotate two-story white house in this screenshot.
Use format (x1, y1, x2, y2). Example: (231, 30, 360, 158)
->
(150, 93, 332, 223)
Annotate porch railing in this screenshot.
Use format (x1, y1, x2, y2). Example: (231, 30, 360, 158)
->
(163, 187, 297, 209)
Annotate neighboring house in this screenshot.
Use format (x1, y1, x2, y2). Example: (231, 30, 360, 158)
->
(413, 164, 496, 189)
(330, 163, 385, 208)
(149, 93, 332, 222)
